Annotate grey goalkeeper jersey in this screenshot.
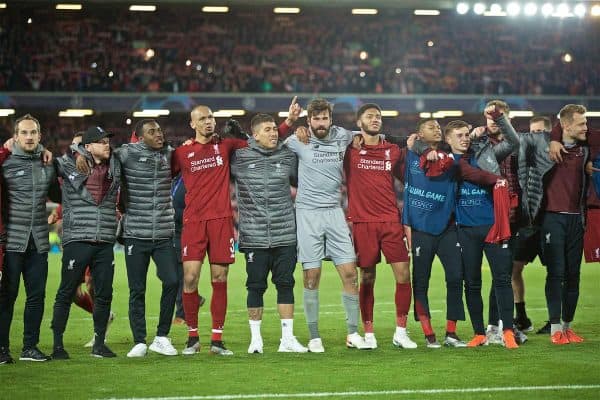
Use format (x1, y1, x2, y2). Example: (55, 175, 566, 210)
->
(285, 125, 353, 210)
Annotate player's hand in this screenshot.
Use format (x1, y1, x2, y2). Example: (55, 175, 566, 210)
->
(585, 161, 600, 175)
(3, 138, 14, 150)
(426, 149, 440, 161)
(470, 126, 486, 139)
(495, 178, 508, 188)
(403, 225, 412, 252)
(42, 149, 53, 165)
(484, 104, 502, 120)
(76, 153, 91, 175)
(285, 96, 303, 126)
(48, 211, 59, 225)
(295, 126, 310, 145)
(352, 134, 364, 150)
(406, 133, 418, 150)
(549, 140, 567, 163)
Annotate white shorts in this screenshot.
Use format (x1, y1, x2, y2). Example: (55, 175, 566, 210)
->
(296, 207, 356, 269)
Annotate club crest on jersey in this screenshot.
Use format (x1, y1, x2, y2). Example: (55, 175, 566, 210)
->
(213, 144, 220, 155)
(68, 259, 75, 270)
(385, 149, 391, 160)
(248, 252, 254, 263)
(216, 155, 224, 166)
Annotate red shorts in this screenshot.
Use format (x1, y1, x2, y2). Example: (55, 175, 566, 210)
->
(352, 221, 409, 268)
(584, 209, 600, 263)
(181, 217, 236, 264)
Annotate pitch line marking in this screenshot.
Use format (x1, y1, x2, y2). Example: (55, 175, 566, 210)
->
(99, 384, 600, 400)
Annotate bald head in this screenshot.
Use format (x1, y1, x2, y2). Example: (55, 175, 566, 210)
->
(190, 105, 216, 142)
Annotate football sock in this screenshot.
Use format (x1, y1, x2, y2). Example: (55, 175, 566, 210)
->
(211, 282, 227, 341)
(183, 290, 200, 337)
(359, 282, 374, 333)
(281, 319, 294, 340)
(550, 323, 563, 335)
(249, 319, 261, 341)
(446, 320, 457, 334)
(515, 302, 527, 319)
(342, 292, 360, 334)
(303, 288, 320, 339)
(395, 282, 411, 328)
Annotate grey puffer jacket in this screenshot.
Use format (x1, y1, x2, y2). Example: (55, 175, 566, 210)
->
(115, 142, 175, 240)
(2, 144, 58, 252)
(231, 139, 298, 249)
(55, 152, 121, 245)
(469, 114, 520, 174)
(518, 132, 588, 226)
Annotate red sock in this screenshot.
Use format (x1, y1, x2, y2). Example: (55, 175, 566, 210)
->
(210, 282, 227, 341)
(359, 282, 375, 333)
(395, 282, 411, 328)
(183, 290, 200, 337)
(415, 300, 434, 336)
(446, 320, 457, 334)
(73, 285, 94, 314)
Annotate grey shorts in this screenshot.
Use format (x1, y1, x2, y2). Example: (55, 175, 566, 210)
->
(296, 207, 356, 269)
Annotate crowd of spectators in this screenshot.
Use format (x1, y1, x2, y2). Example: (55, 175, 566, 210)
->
(0, 5, 597, 95)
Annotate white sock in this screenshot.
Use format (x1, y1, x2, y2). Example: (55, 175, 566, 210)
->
(395, 326, 407, 336)
(562, 322, 570, 330)
(249, 320, 262, 341)
(550, 323, 562, 335)
(281, 319, 294, 340)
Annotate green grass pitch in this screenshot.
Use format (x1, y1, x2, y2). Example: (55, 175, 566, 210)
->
(1, 252, 598, 399)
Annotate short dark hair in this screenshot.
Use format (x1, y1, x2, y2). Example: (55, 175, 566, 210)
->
(529, 116, 552, 131)
(559, 104, 587, 124)
(133, 119, 157, 137)
(250, 113, 275, 133)
(356, 103, 382, 120)
(444, 120, 470, 137)
(14, 113, 41, 135)
(416, 118, 437, 133)
(307, 98, 333, 119)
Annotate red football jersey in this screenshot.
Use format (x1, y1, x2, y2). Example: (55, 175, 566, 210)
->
(344, 140, 404, 223)
(172, 138, 247, 223)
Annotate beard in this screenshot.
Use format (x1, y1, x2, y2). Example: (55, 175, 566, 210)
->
(311, 126, 330, 139)
(363, 127, 381, 136)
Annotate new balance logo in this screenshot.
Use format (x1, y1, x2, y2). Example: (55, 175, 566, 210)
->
(127, 245, 134, 256)
(68, 259, 75, 270)
(139, 157, 147, 162)
(216, 156, 224, 166)
(545, 233, 551, 244)
(187, 152, 195, 158)
(248, 163, 255, 169)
